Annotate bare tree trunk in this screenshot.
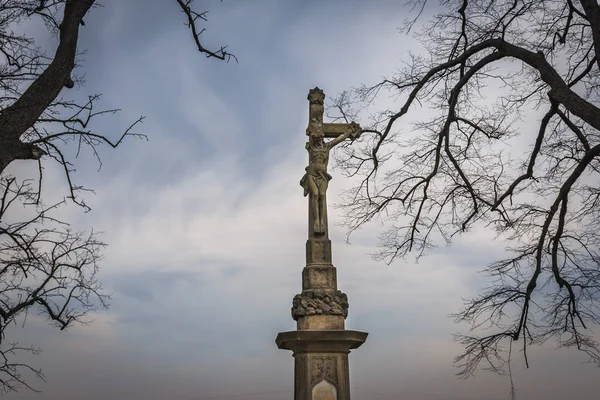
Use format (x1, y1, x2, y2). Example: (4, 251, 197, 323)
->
(0, 0, 95, 172)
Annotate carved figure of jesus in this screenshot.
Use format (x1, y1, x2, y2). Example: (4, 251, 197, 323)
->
(300, 88, 361, 238)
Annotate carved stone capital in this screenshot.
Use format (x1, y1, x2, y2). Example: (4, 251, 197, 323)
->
(291, 290, 349, 320)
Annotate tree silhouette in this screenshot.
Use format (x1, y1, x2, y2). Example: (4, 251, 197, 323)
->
(0, 0, 234, 392)
(333, 0, 600, 380)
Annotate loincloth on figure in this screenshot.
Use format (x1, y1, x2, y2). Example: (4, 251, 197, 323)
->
(300, 166, 332, 197)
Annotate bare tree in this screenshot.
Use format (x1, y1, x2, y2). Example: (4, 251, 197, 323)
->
(0, 0, 234, 393)
(0, 177, 106, 393)
(332, 0, 600, 381)
(0, 0, 234, 206)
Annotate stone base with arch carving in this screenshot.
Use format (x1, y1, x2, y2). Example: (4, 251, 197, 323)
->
(312, 379, 337, 400)
(276, 330, 368, 400)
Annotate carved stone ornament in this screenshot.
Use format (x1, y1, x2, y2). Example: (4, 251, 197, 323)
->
(291, 290, 349, 320)
(310, 355, 338, 387)
(307, 87, 325, 105)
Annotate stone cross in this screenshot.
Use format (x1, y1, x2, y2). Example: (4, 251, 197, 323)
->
(276, 87, 368, 400)
(300, 87, 361, 240)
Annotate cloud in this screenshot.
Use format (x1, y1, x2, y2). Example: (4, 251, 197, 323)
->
(3, 1, 599, 400)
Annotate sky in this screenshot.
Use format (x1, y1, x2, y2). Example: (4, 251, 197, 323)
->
(3, 0, 599, 399)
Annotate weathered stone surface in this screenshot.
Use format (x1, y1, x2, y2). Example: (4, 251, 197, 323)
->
(306, 239, 332, 264)
(295, 353, 308, 398)
(276, 330, 368, 353)
(275, 330, 367, 400)
(297, 315, 344, 330)
(291, 290, 348, 320)
(302, 265, 337, 290)
(310, 355, 338, 387)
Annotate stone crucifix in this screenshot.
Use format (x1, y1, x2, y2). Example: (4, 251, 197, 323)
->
(300, 87, 361, 239)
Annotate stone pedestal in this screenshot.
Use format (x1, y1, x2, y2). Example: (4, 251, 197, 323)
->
(276, 240, 368, 399)
(276, 330, 367, 400)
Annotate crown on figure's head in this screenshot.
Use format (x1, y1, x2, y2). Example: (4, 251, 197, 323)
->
(307, 87, 325, 104)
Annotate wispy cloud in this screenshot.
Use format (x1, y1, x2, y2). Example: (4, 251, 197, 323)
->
(4, 1, 599, 399)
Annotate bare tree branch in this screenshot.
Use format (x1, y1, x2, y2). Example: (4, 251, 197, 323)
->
(176, 0, 237, 62)
(0, 0, 237, 393)
(0, 177, 107, 393)
(334, 0, 600, 386)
